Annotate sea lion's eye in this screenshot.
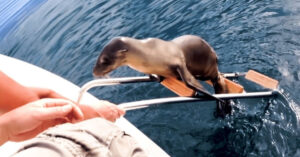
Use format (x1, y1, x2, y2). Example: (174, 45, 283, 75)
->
(101, 57, 111, 65)
(120, 49, 128, 52)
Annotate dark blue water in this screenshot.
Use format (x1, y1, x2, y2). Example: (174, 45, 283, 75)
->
(0, 0, 299, 156)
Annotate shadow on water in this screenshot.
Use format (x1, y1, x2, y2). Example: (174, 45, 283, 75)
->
(0, 0, 299, 156)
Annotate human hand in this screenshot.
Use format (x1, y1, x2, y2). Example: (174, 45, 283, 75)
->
(79, 100, 125, 122)
(0, 70, 68, 113)
(0, 98, 84, 145)
(27, 87, 125, 122)
(29, 87, 65, 99)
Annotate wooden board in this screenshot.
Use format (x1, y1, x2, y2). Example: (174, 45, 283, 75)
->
(161, 77, 244, 97)
(160, 77, 195, 96)
(245, 70, 279, 89)
(206, 78, 244, 93)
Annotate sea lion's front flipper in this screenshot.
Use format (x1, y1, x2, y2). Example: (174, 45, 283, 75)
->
(215, 100, 232, 118)
(211, 75, 232, 118)
(175, 66, 224, 103)
(211, 75, 229, 94)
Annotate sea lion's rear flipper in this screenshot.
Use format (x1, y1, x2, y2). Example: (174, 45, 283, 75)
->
(175, 66, 224, 103)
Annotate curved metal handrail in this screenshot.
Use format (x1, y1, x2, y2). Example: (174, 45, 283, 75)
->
(77, 75, 159, 103)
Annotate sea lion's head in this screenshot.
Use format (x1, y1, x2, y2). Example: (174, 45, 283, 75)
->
(93, 37, 128, 77)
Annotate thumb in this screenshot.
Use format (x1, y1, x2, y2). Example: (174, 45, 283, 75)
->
(38, 104, 73, 121)
(118, 107, 126, 116)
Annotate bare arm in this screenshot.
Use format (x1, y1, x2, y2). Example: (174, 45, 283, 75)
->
(0, 71, 125, 121)
(0, 98, 84, 145)
(0, 71, 39, 112)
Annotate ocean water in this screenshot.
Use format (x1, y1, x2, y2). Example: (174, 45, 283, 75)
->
(0, 0, 299, 156)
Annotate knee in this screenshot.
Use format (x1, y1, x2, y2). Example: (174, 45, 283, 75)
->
(110, 133, 147, 157)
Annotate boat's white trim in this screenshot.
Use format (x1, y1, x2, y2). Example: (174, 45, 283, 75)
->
(0, 54, 169, 157)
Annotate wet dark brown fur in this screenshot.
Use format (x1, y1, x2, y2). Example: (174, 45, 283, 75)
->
(171, 35, 228, 94)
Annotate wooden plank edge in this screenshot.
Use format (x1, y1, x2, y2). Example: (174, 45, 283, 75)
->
(245, 70, 279, 89)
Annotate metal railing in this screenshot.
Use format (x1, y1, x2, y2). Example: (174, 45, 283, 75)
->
(77, 74, 279, 111)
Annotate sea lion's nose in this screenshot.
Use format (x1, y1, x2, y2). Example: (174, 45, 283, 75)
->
(92, 66, 102, 77)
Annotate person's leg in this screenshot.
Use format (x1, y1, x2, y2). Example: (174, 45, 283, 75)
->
(12, 141, 74, 157)
(12, 118, 147, 157)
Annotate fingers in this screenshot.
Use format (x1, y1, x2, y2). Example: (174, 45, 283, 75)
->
(106, 103, 126, 117)
(108, 107, 119, 122)
(42, 98, 72, 107)
(36, 99, 84, 122)
(29, 87, 66, 99)
(100, 102, 125, 122)
(38, 98, 126, 122)
(112, 106, 125, 120)
(38, 104, 73, 120)
(100, 100, 126, 116)
(117, 107, 126, 117)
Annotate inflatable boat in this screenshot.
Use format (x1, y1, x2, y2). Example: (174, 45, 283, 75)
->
(0, 54, 170, 157)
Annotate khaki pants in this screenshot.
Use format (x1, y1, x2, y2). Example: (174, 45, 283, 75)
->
(12, 118, 147, 157)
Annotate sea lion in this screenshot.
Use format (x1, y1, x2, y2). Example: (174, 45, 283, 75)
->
(93, 35, 231, 117)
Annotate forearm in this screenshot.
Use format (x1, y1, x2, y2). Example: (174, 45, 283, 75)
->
(28, 87, 65, 99)
(0, 115, 9, 145)
(78, 104, 99, 120)
(0, 71, 39, 112)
